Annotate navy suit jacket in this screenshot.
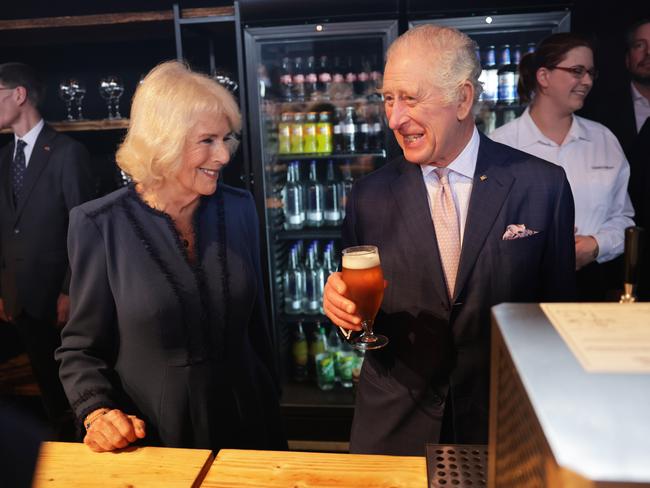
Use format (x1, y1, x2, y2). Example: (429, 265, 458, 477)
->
(0, 124, 93, 320)
(344, 133, 576, 455)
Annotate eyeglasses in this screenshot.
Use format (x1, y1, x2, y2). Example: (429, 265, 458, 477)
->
(550, 65, 599, 80)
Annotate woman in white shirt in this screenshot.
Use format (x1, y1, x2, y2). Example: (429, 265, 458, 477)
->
(490, 33, 635, 300)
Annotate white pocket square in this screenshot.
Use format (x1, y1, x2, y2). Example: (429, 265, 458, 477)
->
(502, 224, 539, 240)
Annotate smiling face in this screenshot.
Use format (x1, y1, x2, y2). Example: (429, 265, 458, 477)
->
(539, 46, 595, 114)
(626, 22, 650, 84)
(169, 113, 234, 199)
(382, 46, 474, 166)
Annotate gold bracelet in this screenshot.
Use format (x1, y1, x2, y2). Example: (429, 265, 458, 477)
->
(84, 408, 110, 430)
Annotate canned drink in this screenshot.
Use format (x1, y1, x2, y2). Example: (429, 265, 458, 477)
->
(303, 112, 318, 153)
(278, 112, 292, 154)
(335, 350, 355, 388)
(315, 352, 335, 390)
(351, 351, 365, 386)
(290, 112, 305, 154)
(316, 111, 333, 154)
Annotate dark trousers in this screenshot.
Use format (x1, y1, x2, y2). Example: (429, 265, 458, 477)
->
(576, 256, 624, 302)
(13, 312, 75, 439)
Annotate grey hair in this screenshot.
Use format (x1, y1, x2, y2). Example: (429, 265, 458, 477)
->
(386, 24, 483, 107)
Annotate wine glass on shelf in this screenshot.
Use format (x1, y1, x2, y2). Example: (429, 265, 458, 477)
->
(58, 80, 76, 121)
(99, 77, 114, 119)
(70, 79, 86, 120)
(212, 69, 238, 93)
(111, 77, 124, 119)
(99, 76, 124, 120)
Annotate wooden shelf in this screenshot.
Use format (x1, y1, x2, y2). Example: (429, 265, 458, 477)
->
(0, 7, 235, 31)
(1, 119, 129, 134)
(0, 6, 236, 46)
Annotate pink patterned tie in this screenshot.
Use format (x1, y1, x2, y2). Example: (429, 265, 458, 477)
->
(432, 168, 460, 298)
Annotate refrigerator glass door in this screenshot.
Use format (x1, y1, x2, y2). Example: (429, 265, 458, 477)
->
(244, 20, 398, 404)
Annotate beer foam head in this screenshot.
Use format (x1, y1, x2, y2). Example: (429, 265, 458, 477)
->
(342, 250, 380, 269)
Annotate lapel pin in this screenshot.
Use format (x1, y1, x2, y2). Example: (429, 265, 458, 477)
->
(480, 175, 487, 181)
(44, 145, 51, 151)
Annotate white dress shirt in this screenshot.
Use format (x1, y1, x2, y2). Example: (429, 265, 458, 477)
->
(490, 108, 635, 263)
(13, 119, 44, 168)
(631, 82, 650, 133)
(420, 127, 479, 247)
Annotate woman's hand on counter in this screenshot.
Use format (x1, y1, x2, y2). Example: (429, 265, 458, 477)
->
(83, 408, 146, 452)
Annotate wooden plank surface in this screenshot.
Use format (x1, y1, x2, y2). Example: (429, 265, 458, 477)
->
(32, 442, 214, 488)
(201, 449, 427, 488)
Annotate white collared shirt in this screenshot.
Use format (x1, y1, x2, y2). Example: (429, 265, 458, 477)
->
(420, 126, 479, 246)
(490, 107, 635, 263)
(13, 119, 44, 168)
(631, 82, 650, 133)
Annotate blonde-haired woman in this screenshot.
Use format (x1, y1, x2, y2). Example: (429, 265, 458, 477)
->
(57, 61, 286, 452)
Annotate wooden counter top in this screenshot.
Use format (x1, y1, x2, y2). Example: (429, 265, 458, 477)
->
(201, 449, 427, 488)
(32, 441, 214, 487)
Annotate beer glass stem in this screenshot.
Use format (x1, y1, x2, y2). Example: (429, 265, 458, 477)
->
(359, 320, 377, 343)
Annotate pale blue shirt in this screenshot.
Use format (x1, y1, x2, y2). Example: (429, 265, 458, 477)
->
(13, 118, 44, 168)
(420, 126, 479, 246)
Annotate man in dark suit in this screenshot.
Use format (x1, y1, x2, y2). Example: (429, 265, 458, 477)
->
(323, 25, 575, 455)
(584, 19, 650, 298)
(0, 63, 93, 437)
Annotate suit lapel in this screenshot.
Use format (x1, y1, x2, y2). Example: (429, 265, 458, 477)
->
(0, 142, 16, 213)
(14, 124, 57, 220)
(389, 159, 449, 307)
(453, 135, 514, 302)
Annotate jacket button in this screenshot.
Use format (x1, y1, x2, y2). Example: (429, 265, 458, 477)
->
(13, 228, 19, 234)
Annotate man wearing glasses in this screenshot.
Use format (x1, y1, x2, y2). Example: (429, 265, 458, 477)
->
(0, 63, 93, 438)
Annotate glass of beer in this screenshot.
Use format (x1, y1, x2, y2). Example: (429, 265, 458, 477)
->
(341, 245, 388, 350)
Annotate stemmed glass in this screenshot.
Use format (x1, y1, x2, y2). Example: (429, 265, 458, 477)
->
(99, 76, 124, 119)
(58, 80, 76, 121)
(212, 69, 238, 93)
(341, 245, 388, 350)
(70, 79, 86, 120)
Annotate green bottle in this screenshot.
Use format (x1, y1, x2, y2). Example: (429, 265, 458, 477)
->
(313, 322, 335, 390)
(292, 322, 308, 382)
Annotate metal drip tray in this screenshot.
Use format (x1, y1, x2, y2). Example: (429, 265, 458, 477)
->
(425, 444, 488, 487)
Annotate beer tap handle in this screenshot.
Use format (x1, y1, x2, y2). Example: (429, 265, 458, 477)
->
(620, 226, 645, 303)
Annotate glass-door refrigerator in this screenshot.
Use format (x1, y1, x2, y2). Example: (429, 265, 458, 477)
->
(243, 20, 398, 412)
(411, 11, 571, 133)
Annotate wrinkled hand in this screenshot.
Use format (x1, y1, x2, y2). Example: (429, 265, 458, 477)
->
(0, 298, 10, 323)
(322, 272, 362, 331)
(575, 235, 599, 270)
(56, 293, 70, 328)
(84, 408, 146, 452)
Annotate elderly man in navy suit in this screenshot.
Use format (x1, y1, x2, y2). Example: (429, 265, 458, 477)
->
(323, 25, 576, 456)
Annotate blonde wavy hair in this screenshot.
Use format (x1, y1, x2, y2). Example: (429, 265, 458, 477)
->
(387, 24, 483, 107)
(116, 61, 241, 191)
